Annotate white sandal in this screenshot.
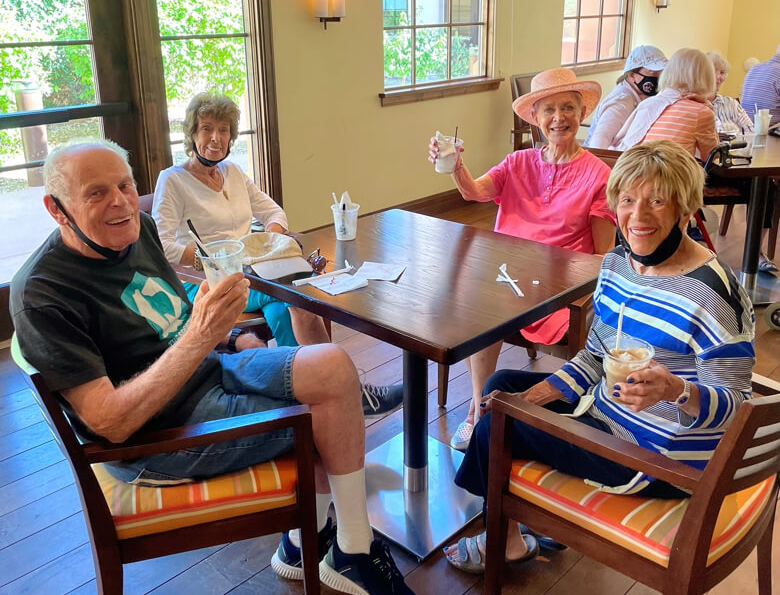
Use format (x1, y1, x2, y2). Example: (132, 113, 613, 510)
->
(450, 420, 474, 451)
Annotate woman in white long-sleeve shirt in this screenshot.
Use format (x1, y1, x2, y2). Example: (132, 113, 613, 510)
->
(584, 45, 667, 149)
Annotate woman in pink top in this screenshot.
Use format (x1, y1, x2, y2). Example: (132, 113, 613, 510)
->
(615, 48, 718, 161)
(428, 68, 616, 451)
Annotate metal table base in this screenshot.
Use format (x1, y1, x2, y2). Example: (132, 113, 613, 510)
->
(365, 433, 483, 560)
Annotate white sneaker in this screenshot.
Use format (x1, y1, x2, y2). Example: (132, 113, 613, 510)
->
(450, 420, 474, 451)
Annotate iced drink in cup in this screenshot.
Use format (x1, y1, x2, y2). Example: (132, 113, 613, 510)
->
(434, 131, 464, 174)
(331, 202, 360, 241)
(603, 335, 654, 400)
(201, 239, 245, 288)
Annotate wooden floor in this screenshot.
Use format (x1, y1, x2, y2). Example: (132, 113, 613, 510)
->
(0, 201, 778, 595)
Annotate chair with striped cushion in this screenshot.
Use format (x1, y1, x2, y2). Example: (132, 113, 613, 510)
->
(11, 335, 320, 595)
(483, 377, 780, 595)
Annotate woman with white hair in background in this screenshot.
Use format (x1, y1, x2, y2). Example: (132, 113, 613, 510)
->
(615, 48, 718, 161)
(707, 50, 753, 134)
(584, 45, 667, 149)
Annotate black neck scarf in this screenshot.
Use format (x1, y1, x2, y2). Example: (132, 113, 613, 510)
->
(617, 220, 684, 267)
(50, 195, 124, 260)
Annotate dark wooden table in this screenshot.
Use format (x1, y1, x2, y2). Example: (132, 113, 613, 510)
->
(245, 209, 603, 558)
(711, 135, 780, 300)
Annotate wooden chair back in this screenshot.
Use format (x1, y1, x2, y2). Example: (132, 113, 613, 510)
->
(11, 336, 320, 594)
(484, 378, 780, 595)
(510, 73, 537, 150)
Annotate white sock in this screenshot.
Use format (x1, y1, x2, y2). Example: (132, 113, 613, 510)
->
(288, 492, 332, 548)
(329, 468, 372, 554)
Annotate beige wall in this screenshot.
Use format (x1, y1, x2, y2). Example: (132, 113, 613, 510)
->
(723, 0, 780, 98)
(271, 0, 761, 231)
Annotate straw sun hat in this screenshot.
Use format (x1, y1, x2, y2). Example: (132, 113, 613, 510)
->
(512, 68, 602, 127)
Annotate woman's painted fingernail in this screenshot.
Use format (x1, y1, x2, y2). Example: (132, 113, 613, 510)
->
(612, 384, 620, 390)
(627, 378, 635, 384)
(612, 391, 620, 398)
(480, 402, 486, 408)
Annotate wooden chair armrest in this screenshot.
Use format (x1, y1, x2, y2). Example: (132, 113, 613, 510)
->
(83, 404, 311, 463)
(568, 293, 592, 311)
(171, 262, 206, 285)
(491, 392, 701, 490)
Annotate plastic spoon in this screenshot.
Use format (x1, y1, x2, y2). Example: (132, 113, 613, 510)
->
(498, 263, 524, 297)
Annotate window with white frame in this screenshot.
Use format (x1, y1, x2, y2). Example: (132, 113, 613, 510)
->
(562, 0, 633, 68)
(383, 0, 489, 90)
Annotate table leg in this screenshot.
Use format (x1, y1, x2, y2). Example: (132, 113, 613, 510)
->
(363, 351, 483, 560)
(403, 351, 428, 491)
(741, 176, 769, 295)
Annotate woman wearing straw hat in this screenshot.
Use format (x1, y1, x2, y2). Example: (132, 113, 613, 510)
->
(584, 45, 667, 149)
(428, 68, 617, 453)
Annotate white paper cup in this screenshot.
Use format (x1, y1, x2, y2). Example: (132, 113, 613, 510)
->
(201, 239, 244, 288)
(603, 335, 654, 400)
(331, 203, 360, 241)
(435, 135, 464, 174)
(754, 112, 770, 137)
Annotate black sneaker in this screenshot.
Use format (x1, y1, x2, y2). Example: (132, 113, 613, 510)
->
(271, 518, 336, 581)
(319, 538, 414, 594)
(361, 384, 404, 419)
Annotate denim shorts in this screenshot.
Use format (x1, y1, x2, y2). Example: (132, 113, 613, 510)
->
(105, 346, 300, 485)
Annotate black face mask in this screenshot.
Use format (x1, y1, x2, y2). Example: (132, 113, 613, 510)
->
(192, 143, 231, 168)
(617, 219, 684, 267)
(634, 75, 659, 97)
(50, 194, 125, 260)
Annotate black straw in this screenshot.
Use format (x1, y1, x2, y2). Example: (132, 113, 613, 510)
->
(454, 126, 459, 144)
(592, 329, 611, 354)
(186, 219, 203, 243)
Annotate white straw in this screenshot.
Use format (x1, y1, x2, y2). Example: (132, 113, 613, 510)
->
(332, 192, 339, 205)
(616, 303, 626, 351)
(188, 231, 228, 277)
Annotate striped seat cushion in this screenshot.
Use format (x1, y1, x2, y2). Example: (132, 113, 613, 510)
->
(509, 459, 775, 567)
(94, 455, 298, 539)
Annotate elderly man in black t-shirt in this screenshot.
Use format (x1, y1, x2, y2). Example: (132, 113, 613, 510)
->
(9, 140, 413, 595)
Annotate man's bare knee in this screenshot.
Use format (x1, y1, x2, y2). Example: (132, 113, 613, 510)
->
(292, 344, 359, 403)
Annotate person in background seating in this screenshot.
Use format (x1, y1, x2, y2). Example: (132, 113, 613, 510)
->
(741, 44, 780, 126)
(444, 140, 755, 574)
(428, 68, 616, 452)
(584, 45, 667, 149)
(707, 50, 753, 134)
(615, 48, 718, 161)
(10, 139, 414, 595)
(153, 92, 404, 415)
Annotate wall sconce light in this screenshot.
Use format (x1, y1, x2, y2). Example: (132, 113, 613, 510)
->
(654, 0, 670, 12)
(314, 0, 345, 29)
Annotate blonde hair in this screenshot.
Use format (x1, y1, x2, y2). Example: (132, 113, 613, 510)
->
(606, 140, 704, 215)
(44, 138, 132, 203)
(659, 48, 715, 97)
(182, 92, 240, 157)
(707, 50, 730, 76)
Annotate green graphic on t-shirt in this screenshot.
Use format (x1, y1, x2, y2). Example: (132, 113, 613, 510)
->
(121, 272, 188, 340)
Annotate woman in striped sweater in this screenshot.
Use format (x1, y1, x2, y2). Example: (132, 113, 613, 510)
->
(444, 140, 755, 573)
(615, 49, 719, 161)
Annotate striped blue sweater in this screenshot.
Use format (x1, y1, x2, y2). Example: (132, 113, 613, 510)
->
(547, 247, 755, 493)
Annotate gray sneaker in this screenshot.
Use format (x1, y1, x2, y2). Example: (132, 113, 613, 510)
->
(361, 383, 404, 419)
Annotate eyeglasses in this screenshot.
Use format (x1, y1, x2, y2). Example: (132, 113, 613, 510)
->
(306, 248, 328, 273)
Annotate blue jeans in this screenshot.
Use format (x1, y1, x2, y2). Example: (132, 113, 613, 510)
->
(106, 346, 300, 485)
(183, 281, 298, 347)
(454, 369, 688, 501)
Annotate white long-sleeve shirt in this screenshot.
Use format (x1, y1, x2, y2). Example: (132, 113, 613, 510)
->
(152, 163, 288, 264)
(584, 80, 642, 149)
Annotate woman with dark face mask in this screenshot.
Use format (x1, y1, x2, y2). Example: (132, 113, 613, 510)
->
(584, 45, 666, 150)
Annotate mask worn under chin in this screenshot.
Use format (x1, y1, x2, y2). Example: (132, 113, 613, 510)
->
(193, 143, 231, 168)
(617, 219, 684, 267)
(635, 75, 659, 97)
(50, 194, 124, 260)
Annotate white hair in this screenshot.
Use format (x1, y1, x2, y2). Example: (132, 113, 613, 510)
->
(43, 138, 133, 203)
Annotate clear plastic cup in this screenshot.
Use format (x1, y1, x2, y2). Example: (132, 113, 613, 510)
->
(603, 335, 654, 399)
(331, 203, 360, 241)
(201, 239, 244, 288)
(435, 134, 464, 174)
